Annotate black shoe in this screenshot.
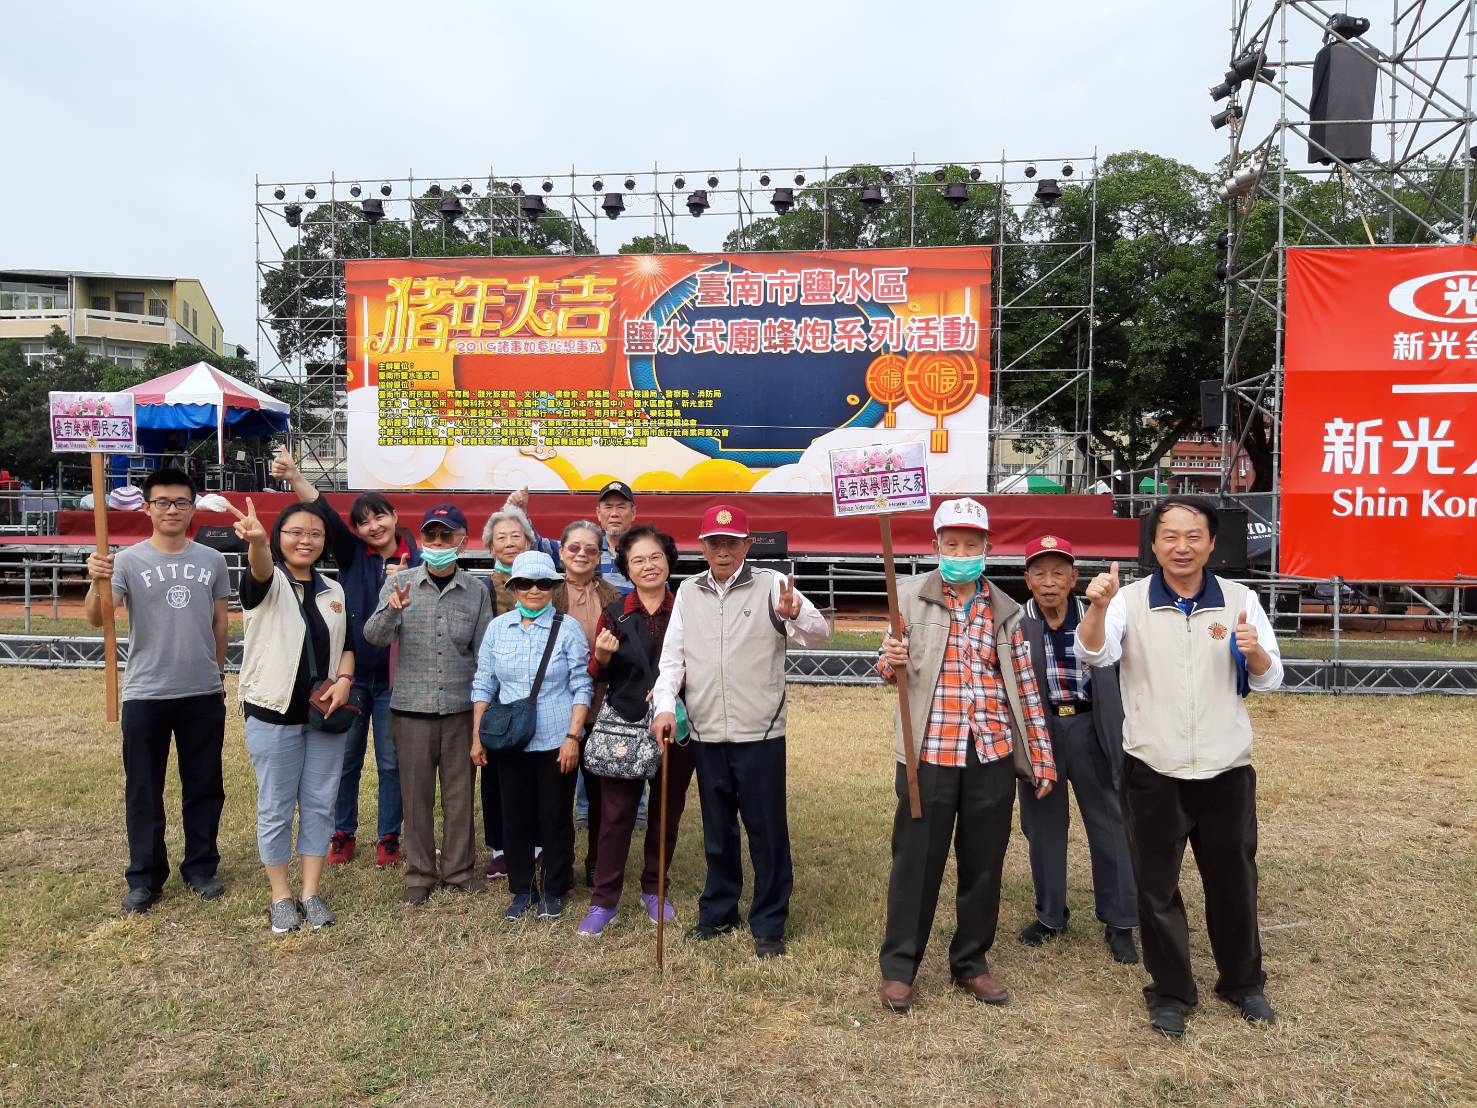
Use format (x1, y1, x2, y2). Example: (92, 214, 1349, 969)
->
(1105, 926, 1139, 965)
(1017, 919, 1064, 947)
(685, 921, 738, 941)
(755, 937, 786, 959)
(1238, 993, 1277, 1026)
(121, 887, 159, 914)
(185, 875, 225, 901)
(1150, 1006, 1186, 1039)
(504, 892, 537, 920)
(537, 894, 565, 920)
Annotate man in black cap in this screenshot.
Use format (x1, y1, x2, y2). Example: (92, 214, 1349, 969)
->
(593, 480, 637, 594)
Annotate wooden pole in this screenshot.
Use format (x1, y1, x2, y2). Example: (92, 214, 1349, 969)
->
(656, 740, 670, 973)
(880, 515, 922, 819)
(90, 452, 119, 723)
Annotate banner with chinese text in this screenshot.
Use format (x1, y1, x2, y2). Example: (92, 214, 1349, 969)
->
(1283, 246, 1477, 579)
(345, 248, 991, 493)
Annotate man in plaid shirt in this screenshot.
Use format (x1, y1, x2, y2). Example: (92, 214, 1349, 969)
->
(875, 499, 1055, 1014)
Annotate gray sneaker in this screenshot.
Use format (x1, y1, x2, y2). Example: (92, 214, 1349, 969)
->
(297, 896, 336, 930)
(269, 898, 302, 935)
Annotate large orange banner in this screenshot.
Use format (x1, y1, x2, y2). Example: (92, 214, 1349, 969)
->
(1284, 246, 1477, 579)
(344, 247, 990, 493)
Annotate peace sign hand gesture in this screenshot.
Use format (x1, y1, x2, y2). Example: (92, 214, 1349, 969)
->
(226, 497, 267, 546)
(775, 574, 802, 621)
(388, 575, 414, 610)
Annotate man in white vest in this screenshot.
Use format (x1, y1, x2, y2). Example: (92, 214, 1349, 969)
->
(1076, 496, 1283, 1039)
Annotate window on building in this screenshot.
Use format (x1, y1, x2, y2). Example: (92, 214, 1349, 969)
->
(148, 298, 167, 318)
(210, 326, 217, 349)
(90, 296, 110, 311)
(191, 307, 199, 334)
(116, 292, 144, 315)
(0, 281, 68, 310)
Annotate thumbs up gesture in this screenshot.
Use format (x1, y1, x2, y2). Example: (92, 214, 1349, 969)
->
(1234, 610, 1259, 655)
(1086, 561, 1120, 608)
(384, 553, 411, 578)
(270, 444, 300, 483)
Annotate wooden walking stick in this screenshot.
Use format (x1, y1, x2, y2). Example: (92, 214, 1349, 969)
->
(880, 515, 921, 819)
(91, 451, 120, 723)
(656, 738, 670, 973)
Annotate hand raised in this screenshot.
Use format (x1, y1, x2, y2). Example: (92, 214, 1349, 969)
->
(226, 497, 266, 545)
(504, 486, 530, 511)
(1086, 561, 1120, 608)
(388, 575, 414, 610)
(776, 573, 802, 620)
(269, 444, 300, 482)
(1233, 610, 1259, 655)
(383, 554, 411, 578)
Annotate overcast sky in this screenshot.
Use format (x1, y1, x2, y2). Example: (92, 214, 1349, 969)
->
(4, 1, 1238, 351)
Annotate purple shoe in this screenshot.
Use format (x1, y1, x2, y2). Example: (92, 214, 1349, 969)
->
(641, 893, 676, 924)
(577, 905, 617, 936)
(485, 853, 507, 880)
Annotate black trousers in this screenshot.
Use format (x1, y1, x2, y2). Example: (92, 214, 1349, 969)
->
(479, 763, 504, 851)
(1121, 754, 1267, 1012)
(879, 742, 1016, 983)
(120, 693, 227, 893)
(495, 749, 575, 897)
(693, 737, 792, 941)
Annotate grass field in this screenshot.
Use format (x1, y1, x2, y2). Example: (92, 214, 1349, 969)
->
(1, 672, 1475, 1107)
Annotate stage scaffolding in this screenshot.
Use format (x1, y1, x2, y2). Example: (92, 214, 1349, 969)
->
(1216, 0, 1477, 571)
(253, 156, 1099, 490)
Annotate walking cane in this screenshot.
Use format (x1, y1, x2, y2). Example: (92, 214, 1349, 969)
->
(656, 737, 670, 974)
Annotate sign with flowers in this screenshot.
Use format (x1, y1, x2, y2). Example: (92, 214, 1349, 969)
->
(828, 440, 930, 517)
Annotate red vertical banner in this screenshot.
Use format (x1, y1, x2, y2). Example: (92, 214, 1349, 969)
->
(1283, 246, 1477, 580)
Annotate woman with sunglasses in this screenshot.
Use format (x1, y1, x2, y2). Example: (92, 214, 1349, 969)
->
(470, 550, 592, 921)
(231, 498, 356, 935)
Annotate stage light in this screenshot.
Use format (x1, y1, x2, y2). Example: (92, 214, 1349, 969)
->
(707, 175, 719, 188)
(439, 195, 464, 223)
(601, 192, 624, 219)
(674, 176, 686, 190)
(969, 167, 981, 181)
(1215, 260, 1230, 281)
(1024, 164, 1037, 178)
(273, 186, 286, 200)
(1211, 104, 1243, 130)
(592, 178, 604, 192)
(881, 170, 895, 183)
(1329, 13, 1369, 38)
(932, 168, 946, 182)
(349, 183, 362, 198)
(459, 180, 473, 195)
(1210, 78, 1236, 100)
(686, 189, 709, 217)
(304, 185, 317, 200)
(943, 181, 969, 209)
(859, 184, 884, 213)
(284, 203, 303, 227)
(427, 183, 441, 197)
(520, 194, 545, 221)
(510, 182, 524, 194)
(1215, 230, 1230, 253)
(1062, 163, 1074, 177)
(794, 173, 805, 186)
(379, 182, 392, 196)
(541, 180, 554, 193)
(1034, 179, 1062, 207)
(360, 198, 385, 224)
(759, 173, 771, 186)
(1219, 161, 1264, 200)
(771, 187, 794, 213)
(1231, 48, 1268, 82)
(623, 177, 636, 190)
(846, 171, 859, 185)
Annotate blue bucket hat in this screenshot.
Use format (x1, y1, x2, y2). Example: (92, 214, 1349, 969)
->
(507, 549, 563, 587)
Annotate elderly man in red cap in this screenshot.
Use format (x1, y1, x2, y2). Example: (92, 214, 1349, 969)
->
(652, 504, 829, 959)
(1016, 534, 1137, 965)
(875, 498, 1056, 1014)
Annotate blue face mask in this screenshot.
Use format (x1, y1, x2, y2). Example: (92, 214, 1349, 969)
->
(494, 559, 514, 575)
(420, 546, 459, 570)
(516, 601, 550, 618)
(939, 553, 985, 583)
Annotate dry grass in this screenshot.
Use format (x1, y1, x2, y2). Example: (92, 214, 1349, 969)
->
(0, 672, 1474, 1107)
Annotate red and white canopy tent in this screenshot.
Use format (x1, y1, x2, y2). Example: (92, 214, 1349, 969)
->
(126, 362, 291, 464)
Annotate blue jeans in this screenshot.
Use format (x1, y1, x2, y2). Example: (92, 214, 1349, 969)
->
(334, 676, 401, 839)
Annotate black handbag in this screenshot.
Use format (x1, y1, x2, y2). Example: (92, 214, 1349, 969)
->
(296, 575, 363, 734)
(479, 612, 564, 753)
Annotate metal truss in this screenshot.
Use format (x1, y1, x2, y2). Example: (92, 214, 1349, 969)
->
(253, 155, 1098, 489)
(1217, 0, 1477, 570)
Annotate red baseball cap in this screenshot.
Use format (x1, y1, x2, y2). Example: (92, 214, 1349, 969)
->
(1024, 534, 1075, 565)
(698, 504, 749, 539)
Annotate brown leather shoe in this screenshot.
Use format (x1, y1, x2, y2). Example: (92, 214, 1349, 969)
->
(953, 972, 1009, 1005)
(402, 885, 432, 907)
(880, 980, 915, 1014)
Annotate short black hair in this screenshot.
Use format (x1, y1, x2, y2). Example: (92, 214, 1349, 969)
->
(270, 501, 328, 566)
(1149, 495, 1219, 539)
(614, 524, 678, 581)
(142, 467, 196, 499)
(349, 491, 397, 527)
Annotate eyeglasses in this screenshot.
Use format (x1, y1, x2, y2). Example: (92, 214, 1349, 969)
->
(627, 552, 668, 568)
(509, 579, 558, 592)
(147, 497, 194, 511)
(281, 528, 326, 541)
(563, 543, 599, 556)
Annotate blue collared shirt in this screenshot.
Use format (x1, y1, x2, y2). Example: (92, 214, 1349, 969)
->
(470, 606, 593, 752)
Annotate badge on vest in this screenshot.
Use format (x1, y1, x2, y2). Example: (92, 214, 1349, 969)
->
(1208, 622, 1228, 640)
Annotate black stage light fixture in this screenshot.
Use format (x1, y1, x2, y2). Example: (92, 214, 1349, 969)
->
(686, 189, 709, 217)
(771, 187, 794, 213)
(859, 184, 884, 213)
(427, 183, 441, 197)
(1211, 104, 1244, 130)
(1215, 259, 1230, 281)
(794, 173, 806, 185)
(360, 198, 385, 223)
(673, 176, 686, 190)
(943, 181, 969, 209)
(273, 186, 286, 200)
(1034, 179, 1062, 207)
(1231, 48, 1268, 82)
(846, 170, 860, 184)
(1329, 13, 1370, 38)
(601, 191, 624, 219)
(304, 185, 317, 200)
(1215, 230, 1230, 253)
(881, 170, 895, 183)
(592, 178, 604, 192)
(932, 168, 946, 182)
(284, 203, 303, 227)
(1062, 163, 1074, 177)
(759, 173, 771, 186)
(520, 193, 545, 221)
(510, 182, 524, 194)
(1211, 77, 1236, 100)
(624, 177, 636, 190)
(459, 180, 473, 195)
(541, 180, 554, 193)
(379, 182, 392, 196)
(349, 183, 362, 198)
(969, 167, 981, 181)
(1024, 163, 1037, 178)
(707, 175, 719, 188)
(439, 195, 463, 223)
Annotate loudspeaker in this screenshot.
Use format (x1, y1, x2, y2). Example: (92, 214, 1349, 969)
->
(1199, 380, 1223, 430)
(1138, 506, 1248, 573)
(195, 524, 246, 554)
(1309, 40, 1377, 164)
(749, 530, 788, 559)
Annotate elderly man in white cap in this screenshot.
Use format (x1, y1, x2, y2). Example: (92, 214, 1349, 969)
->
(874, 498, 1056, 1014)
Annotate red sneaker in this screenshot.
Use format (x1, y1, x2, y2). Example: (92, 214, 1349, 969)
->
(375, 834, 402, 868)
(327, 832, 356, 865)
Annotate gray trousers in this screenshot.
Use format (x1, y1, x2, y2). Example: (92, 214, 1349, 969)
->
(244, 717, 347, 866)
(1018, 711, 1137, 930)
(393, 710, 479, 892)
